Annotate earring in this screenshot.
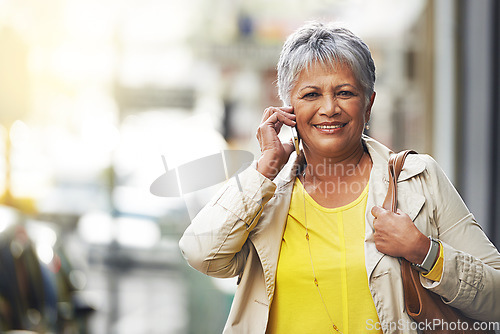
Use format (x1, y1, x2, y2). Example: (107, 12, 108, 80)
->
(365, 122, 370, 131)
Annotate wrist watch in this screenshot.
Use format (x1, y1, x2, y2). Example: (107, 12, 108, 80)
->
(412, 236, 440, 273)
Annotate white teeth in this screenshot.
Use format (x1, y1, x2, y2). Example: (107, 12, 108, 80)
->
(315, 124, 344, 129)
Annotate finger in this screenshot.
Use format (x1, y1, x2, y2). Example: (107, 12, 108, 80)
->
(261, 107, 273, 123)
(280, 106, 294, 114)
(264, 112, 295, 133)
(274, 108, 296, 124)
(262, 107, 296, 124)
(280, 106, 296, 118)
(256, 117, 283, 147)
(264, 113, 283, 133)
(272, 111, 296, 127)
(395, 208, 410, 218)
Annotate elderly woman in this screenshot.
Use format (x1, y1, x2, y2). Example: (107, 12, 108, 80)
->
(179, 22, 500, 333)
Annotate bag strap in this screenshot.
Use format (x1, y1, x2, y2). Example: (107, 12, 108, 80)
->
(382, 150, 417, 213)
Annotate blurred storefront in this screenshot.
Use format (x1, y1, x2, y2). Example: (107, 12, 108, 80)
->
(0, 0, 499, 333)
(454, 0, 500, 245)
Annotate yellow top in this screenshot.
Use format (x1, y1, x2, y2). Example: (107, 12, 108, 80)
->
(267, 178, 382, 334)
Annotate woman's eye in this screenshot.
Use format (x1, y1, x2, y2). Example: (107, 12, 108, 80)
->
(338, 90, 355, 97)
(303, 92, 319, 99)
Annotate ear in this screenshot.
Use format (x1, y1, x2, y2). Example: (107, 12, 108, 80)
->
(365, 92, 376, 122)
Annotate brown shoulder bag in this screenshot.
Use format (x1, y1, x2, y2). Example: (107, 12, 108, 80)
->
(383, 150, 494, 334)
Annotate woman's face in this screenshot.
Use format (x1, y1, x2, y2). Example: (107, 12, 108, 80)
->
(290, 62, 375, 160)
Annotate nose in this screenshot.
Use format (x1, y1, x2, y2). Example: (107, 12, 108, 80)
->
(318, 94, 340, 117)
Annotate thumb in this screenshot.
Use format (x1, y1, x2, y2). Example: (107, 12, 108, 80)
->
(371, 205, 386, 218)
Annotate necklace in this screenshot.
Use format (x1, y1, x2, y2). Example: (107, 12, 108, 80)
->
(302, 169, 344, 334)
(300, 150, 367, 333)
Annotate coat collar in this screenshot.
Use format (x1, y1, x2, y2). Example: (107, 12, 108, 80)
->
(363, 135, 426, 183)
(249, 136, 428, 301)
(364, 135, 427, 223)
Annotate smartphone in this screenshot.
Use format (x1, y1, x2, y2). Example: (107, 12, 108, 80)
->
(290, 126, 300, 156)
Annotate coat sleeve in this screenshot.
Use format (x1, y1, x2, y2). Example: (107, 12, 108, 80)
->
(419, 155, 500, 322)
(178, 163, 276, 278)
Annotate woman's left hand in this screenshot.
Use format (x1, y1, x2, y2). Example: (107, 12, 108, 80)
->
(371, 206, 430, 264)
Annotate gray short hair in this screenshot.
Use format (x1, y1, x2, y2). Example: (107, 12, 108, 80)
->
(277, 22, 376, 106)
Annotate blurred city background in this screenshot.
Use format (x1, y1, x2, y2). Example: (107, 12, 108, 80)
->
(0, 0, 499, 333)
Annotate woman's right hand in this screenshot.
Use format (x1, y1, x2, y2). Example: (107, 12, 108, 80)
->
(256, 106, 296, 180)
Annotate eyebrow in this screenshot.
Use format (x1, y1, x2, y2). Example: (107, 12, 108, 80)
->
(298, 83, 358, 92)
(298, 85, 319, 92)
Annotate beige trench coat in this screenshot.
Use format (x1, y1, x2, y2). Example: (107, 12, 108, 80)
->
(179, 136, 500, 333)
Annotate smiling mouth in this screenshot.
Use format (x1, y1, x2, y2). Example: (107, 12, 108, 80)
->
(314, 124, 346, 130)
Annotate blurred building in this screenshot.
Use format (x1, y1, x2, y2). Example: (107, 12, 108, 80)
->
(432, 0, 500, 245)
(456, 0, 500, 245)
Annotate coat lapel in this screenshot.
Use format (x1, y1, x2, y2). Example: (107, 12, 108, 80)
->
(248, 156, 298, 302)
(363, 137, 427, 279)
